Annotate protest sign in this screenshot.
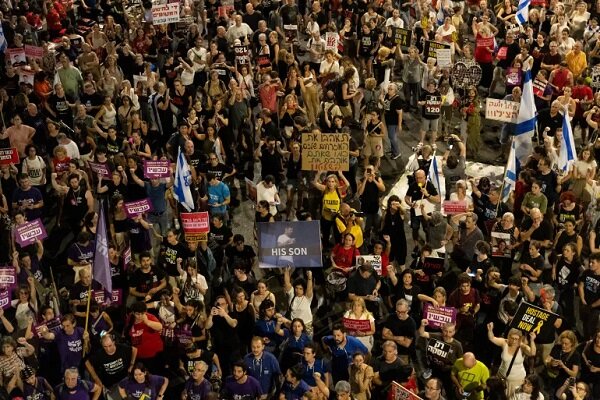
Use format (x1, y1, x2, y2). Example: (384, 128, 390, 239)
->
(426, 338, 455, 368)
(0, 290, 9, 309)
(301, 132, 349, 171)
(133, 74, 147, 89)
(88, 161, 111, 179)
(533, 78, 548, 97)
(392, 27, 412, 49)
(217, 5, 234, 17)
(0, 148, 20, 165)
(476, 36, 494, 48)
(510, 302, 559, 337)
(591, 66, 600, 89)
(390, 382, 424, 400)
(491, 232, 512, 258)
(19, 69, 35, 86)
(423, 304, 457, 329)
(442, 200, 467, 215)
(180, 212, 210, 242)
(423, 40, 450, 60)
(496, 47, 507, 60)
(234, 45, 250, 65)
(435, 48, 452, 67)
(15, 219, 48, 247)
(258, 221, 322, 268)
(506, 67, 522, 86)
(24, 45, 43, 59)
(284, 25, 298, 42)
(342, 318, 373, 332)
(34, 317, 62, 338)
(0, 267, 16, 291)
(424, 95, 442, 116)
(124, 199, 154, 217)
(152, 2, 180, 25)
(325, 32, 338, 51)
(123, 245, 132, 271)
(485, 98, 520, 123)
(423, 257, 445, 275)
(245, 178, 257, 202)
(143, 160, 170, 179)
(93, 289, 123, 305)
(356, 255, 383, 275)
(6, 48, 26, 65)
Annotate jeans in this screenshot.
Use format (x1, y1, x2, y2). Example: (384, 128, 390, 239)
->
(147, 211, 169, 236)
(387, 124, 400, 157)
(362, 211, 381, 248)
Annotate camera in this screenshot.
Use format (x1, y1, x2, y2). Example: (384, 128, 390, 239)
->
(350, 211, 364, 218)
(366, 168, 372, 174)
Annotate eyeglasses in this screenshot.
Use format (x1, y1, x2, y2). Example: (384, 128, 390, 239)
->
(425, 386, 440, 391)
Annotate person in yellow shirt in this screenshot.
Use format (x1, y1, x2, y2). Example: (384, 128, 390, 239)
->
(335, 203, 364, 249)
(565, 41, 587, 79)
(451, 352, 490, 400)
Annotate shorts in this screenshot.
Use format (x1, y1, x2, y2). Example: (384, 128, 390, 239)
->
(363, 137, 384, 158)
(421, 118, 439, 132)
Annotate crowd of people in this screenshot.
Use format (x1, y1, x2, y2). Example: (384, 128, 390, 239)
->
(0, 0, 599, 399)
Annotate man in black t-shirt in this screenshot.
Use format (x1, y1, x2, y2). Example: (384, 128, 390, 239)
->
(536, 156, 560, 213)
(579, 253, 600, 338)
(536, 102, 564, 140)
(85, 335, 135, 397)
(404, 169, 440, 251)
(382, 83, 404, 159)
(79, 82, 103, 113)
(199, 153, 236, 181)
(382, 299, 417, 362)
(128, 252, 167, 302)
(225, 234, 256, 273)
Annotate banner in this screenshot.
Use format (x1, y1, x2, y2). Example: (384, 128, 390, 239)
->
(15, 219, 47, 247)
(485, 98, 520, 123)
(93, 289, 123, 305)
(34, 317, 62, 338)
(491, 232, 511, 258)
(423, 257, 445, 275)
(24, 45, 43, 59)
(423, 304, 457, 329)
(390, 382, 423, 400)
(143, 160, 170, 178)
(392, 27, 412, 49)
(510, 301, 559, 337)
(423, 40, 450, 60)
(325, 32, 338, 51)
(6, 47, 26, 65)
(356, 255, 382, 275)
(152, 2, 180, 25)
(0, 148, 19, 165)
(180, 212, 210, 242)
(424, 95, 442, 116)
(342, 318, 372, 332)
(258, 221, 322, 268)
(301, 132, 349, 171)
(442, 200, 467, 215)
(88, 161, 111, 179)
(124, 199, 154, 217)
(435, 48, 452, 67)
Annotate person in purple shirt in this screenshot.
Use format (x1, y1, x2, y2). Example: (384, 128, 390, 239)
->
(40, 314, 89, 373)
(54, 368, 102, 400)
(118, 362, 169, 400)
(11, 174, 44, 221)
(12, 239, 44, 285)
(18, 366, 54, 400)
(222, 361, 263, 400)
(182, 361, 213, 400)
(279, 364, 311, 400)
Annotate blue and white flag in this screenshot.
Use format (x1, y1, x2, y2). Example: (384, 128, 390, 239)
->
(174, 147, 195, 211)
(502, 140, 517, 203)
(514, 69, 536, 164)
(516, 0, 531, 25)
(428, 154, 445, 199)
(0, 23, 6, 53)
(558, 107, 577, 172)
(93, 201, 112, 299)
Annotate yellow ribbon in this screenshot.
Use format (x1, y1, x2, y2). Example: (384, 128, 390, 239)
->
(532, 320, 544, 335)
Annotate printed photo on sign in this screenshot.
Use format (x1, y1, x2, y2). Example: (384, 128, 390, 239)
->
(509, 301, 559, 338)
(258, 221, 322, 268)
(391, 381, 423, 400)
(356, 255, 383, 275)
(491, 232, 512, 258)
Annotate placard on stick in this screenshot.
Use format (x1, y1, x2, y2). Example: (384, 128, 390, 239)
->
(301, 132, 349, 171)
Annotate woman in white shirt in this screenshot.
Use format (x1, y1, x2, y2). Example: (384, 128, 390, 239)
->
(283, 267, 314, 336)
(449, 180, 474, 210)
(512, 374, 545, 400)
(570, 1, 591, 40)
(256, 175, 280, 216)
(343, 297, 376, 351)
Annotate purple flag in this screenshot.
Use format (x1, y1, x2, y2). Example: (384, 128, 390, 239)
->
(94, 201, 112, 298)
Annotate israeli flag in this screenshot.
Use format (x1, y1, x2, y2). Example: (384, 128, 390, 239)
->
(516, 0, 530, 25)
(558, 107, 577, 172)
(0, 23, 6, 53)
(514, 69, 536, 165)
(502, 140, 517, 203)
(173, 147, 195, 211)
(428, 154, 445, 199)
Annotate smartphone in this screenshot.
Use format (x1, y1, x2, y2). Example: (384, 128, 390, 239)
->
(366, 168, 372, 174)
(468, 273, 476, 278)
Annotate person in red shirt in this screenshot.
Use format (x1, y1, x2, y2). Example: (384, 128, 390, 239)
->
(448, 273, 481, 352)
(572, 77, 594, 144)
(127, 301, 164, 373)
(331, 233, 360, 275)
(472, 21, 495, 88)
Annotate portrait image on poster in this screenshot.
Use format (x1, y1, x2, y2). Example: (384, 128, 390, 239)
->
(258, 221, 322, 268)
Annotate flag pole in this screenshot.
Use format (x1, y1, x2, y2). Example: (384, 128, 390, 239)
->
(495, 136, 514, 217)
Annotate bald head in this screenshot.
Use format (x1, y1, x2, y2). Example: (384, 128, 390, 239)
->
(463, 352, 476, 368)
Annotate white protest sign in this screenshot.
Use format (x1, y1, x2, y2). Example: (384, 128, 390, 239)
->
(485, 98, 520, 123)
(435, 48, 452, 67)
(152, 2, 180, 25)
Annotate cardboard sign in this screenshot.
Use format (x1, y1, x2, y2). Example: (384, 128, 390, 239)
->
(234, 45, 250, 65)
(0, 267, 16, 290)
(392, 27, 412, 48)
(485, 98, 520, 123)
(152, 2, 180, 25)
(88, 161, 111, 179)
(423, 304, 457, 329)
(533, 78, 549, 96)
(143, 160, 170, 178)
(491, 232, 512, 258)
(0, 148, 20, 165)
(124, 199, 154, 217)
(15, 219, 47, 247)
(424, 95, 442, 116)
(301, 132, 350, 171)
(435, 48, 452, 67)
(342, 317, 372, 332)
(325, 32, 338, 51)
(506, 67, 521, 86)
(258, 221, 323, 268)
(93, 289, 123, 305)
(423, 40, 450, 60)
(34, 317, 62, 338)
(442, 200, 467, 215)
(423, 257, 445, 275)
(390, 382, 424, 400)
(6, 48, 26, 65)
(24, 45, 43, 59)
(591, 66, 600, 89)
(180, 212, 210, 242)
(510, 301, 559, 337)
(284, 25, 298, 42)
(356, 255, 382, 275)
(426, 338, 455, 367)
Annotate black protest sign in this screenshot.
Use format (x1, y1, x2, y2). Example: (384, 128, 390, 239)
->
(423, 257, 445, 275)
(423, 40, 450, 60)
(392, 27, 412, 49)
(424, 95, 442, 116)
(510, 301, 559, 337)
(426, 338, 454, 368)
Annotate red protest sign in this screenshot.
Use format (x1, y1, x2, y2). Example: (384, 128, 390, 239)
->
(24, 45, 43, 59)
(0, 148, 20, 165)
(342, 318, 373, 332)
(180, 212, 210, 242)
(442, 200, 467, 215)
(476, 37, 494, 48)
(390, 382, 423, 400)
(496, 47, 507, 60)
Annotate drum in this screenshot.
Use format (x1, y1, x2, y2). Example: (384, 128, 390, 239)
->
(326, 270, 348, 292)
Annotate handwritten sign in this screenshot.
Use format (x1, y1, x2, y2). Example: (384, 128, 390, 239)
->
(591, 66, 600, 89)
(485, 98, 520, 123)
(442, 200, 467, 215)
(143, 160, 170, 179)
(15, 219, 48, 247)
(34, 317, 62, 338)
(391, 382, 424, 400)
(435, 48, 452, 67)
(423, 304, 457, 329)
(325, 32, 338, 51)
(392, 27, 412, 49)
(6, 48, 26, 65)
(510, 302, 558, 337)
(342, 318, 372, 332)
(423, 257, 445, 275)
(356, 255, 382, 275)
(0, 148, 20, 165)
(423, 40, 450, 60)
(93, 289, 123, 305)
(301, 132, 349, 171)
(124, 198, 154, 217)
(152, 2, 180, 25)
(180, 212, 210, 242)
(88, 161, 111, 179)
(24, 45, 43, 59)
